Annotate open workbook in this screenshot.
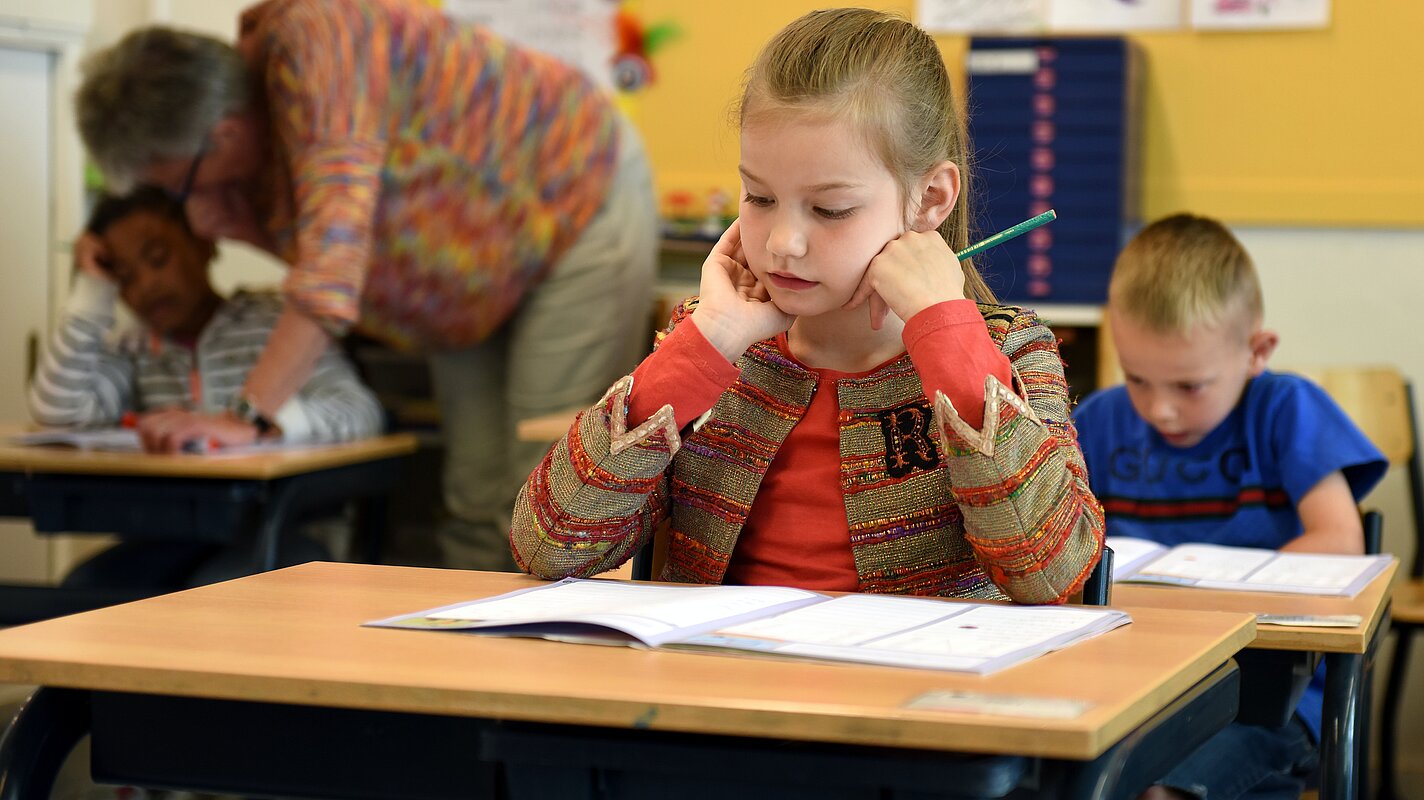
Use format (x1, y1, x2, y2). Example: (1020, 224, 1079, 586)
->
(1107, 536, 1392, 597)
(8, 427, 141, 452)
(9, 427, 296, 456)
(367, 578, 1132, 675)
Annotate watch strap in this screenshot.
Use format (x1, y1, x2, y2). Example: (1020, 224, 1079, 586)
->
(231, 395, 276, 436)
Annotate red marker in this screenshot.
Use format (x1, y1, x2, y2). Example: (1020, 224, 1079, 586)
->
(181, 437, 222, 455)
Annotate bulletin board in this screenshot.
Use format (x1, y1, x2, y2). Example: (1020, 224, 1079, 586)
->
(630, 0, 1424, 228)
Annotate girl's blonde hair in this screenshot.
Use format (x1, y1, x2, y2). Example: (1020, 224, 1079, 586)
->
(738, 8, 993, 303)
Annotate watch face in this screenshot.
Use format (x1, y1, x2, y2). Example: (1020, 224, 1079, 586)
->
(232, 397, 269, 432)
(232, 398, 256, 421)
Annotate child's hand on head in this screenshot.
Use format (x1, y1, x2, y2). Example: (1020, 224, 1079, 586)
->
(843, 230, 966, 330)
(73, 232, 114, 283)
(693, 219, 795, 362)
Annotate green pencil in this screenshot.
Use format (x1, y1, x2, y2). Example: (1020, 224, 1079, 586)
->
(955, 209, 1057, 261)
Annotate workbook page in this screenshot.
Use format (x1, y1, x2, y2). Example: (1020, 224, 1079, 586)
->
(683, 595, 1130, 674)
(371, 579, 824, 646)
(1104, 536, 1169, 580)
(1136, 543, 1275, 583)
(1240, 552, 1384, 593)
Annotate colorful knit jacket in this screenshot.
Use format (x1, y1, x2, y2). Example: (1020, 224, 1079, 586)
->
(511, 300, 1104, 604)
(240, 0, 620, 351)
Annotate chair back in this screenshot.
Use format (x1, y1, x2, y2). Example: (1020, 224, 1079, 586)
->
(1296, 366, 1422, 577)
(1080, 546, 1114, 606)
(630, 521, 671, 581)
(1295, 366, 1415, 466)
(1363, 508, 1384, 556)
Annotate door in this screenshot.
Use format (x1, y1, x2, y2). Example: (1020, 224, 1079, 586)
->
(0, 45, 53, 581)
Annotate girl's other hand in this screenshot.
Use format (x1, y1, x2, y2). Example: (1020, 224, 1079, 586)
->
(843, 230, 966, 330)
(73, 233, 113, 282)
(692, 219, 794, 362)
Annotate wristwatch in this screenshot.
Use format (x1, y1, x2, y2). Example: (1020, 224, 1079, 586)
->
(230, 395, 276, 436)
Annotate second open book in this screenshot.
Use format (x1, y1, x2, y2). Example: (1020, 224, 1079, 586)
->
(1108, 536, 1392, 597)
(367, 578, 1130, 675)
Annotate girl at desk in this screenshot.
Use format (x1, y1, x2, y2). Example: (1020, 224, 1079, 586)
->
(512, 8, 1103, 604)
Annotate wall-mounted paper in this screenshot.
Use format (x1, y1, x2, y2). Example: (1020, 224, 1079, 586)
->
(1190, 0, 1330, 30)
(442, 0, 616, 87)
(917, 0, 1047, 33)
(1050, 0, 1183, 31)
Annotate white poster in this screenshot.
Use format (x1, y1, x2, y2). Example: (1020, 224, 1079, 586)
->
(442, 0, 616, 88)
(917, 0, 1048, 33)
(1190, 0, 1330, 30)
(1049, 0, 1183, 31)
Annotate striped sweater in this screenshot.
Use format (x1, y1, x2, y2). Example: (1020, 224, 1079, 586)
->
(28, 274, 383, 443)
(512, 301, 1105, 604)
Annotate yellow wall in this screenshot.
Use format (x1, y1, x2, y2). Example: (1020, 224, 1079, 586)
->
(634, 0, 1424, 228)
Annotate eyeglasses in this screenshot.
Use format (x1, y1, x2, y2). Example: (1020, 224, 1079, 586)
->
(173, 139, 209, 204)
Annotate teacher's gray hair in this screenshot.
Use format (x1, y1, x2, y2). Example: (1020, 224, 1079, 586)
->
(76, 27, 249, 192)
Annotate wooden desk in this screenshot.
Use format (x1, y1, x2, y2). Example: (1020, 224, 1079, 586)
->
(0, 424, 418, 481)
(0, 427, 418, 622)
(515, 407, 580, 443)
(0, 562, 1256, 800)
(1115, 562, 1398, 800)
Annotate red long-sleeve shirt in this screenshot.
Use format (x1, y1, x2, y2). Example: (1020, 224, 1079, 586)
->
(628, 300, 1012, 590)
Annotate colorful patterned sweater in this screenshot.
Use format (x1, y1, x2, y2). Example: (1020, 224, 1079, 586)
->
(512, 300, 1105, 604)
(239, 0, 621, 350)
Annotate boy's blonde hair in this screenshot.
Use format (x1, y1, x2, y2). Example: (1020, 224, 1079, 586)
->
(1109, 213, 1262, 336)
(738, 8, 994, 303)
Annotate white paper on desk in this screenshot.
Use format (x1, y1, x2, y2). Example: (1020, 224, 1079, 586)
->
(377, 579, 823, 647)
(1136, 543, 1276, 583)
(1105, 536, 1169, 581)
(9, 427, 140, 452)
(1239, 553, 1386, 594)
(371, 580, 1132, 674)
(676, 596, 1131, 675)
(1117, 541, 1392, 597)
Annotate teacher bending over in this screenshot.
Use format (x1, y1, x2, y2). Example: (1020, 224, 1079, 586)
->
(76, 0, 658, 571)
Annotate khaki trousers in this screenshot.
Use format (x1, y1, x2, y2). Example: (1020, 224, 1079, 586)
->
(428, 120, 658, 571)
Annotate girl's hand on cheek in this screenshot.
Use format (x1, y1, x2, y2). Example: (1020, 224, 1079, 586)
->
(693, 219, 795, 362)
(843, 230, 965, 330)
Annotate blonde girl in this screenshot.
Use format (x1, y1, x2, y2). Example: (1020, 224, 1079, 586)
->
(512, 8, 1103, 603)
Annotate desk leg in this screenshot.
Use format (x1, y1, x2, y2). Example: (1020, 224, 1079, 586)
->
(1059, 661, 1240, 800)
(255, 479, 300, 571)
(1320, 651, 1363, 800)
(0, 687, 91, 800)
(1358, 609, 1388, 800)
(253, 459, 408, 571)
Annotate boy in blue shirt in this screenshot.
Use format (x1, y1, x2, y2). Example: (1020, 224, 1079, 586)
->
(1074, 213, 1387, 800)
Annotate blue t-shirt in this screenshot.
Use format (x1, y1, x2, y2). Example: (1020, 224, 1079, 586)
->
(1074, 370, 1388, 738)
